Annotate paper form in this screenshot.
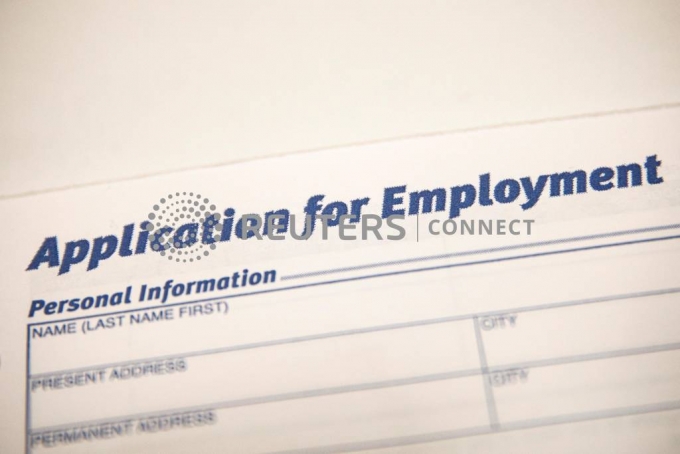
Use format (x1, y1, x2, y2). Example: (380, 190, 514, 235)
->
(1, 106, 680, 453)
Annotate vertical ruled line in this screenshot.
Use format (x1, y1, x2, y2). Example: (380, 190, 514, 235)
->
(473, 316, 500, 430)
(25, 325, 31, 454)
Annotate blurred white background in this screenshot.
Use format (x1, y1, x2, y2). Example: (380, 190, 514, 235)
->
(1, 0, 679, 197)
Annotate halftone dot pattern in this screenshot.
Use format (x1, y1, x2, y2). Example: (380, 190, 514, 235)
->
(147, 192, 222, 262)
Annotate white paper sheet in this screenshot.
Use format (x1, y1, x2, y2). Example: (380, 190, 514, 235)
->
(1, 106, 680, 453)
